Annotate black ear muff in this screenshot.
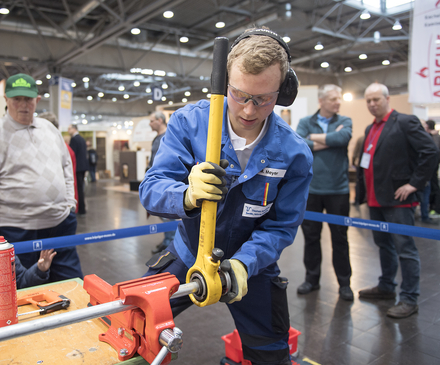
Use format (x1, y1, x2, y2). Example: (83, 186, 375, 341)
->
(227, 29, 299, 107)
(276, 68, 299, 107)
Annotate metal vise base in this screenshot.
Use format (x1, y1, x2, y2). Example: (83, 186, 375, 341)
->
(84, 273, 180, 364)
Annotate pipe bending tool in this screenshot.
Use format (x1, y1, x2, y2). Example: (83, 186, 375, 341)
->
(186, 36, 231, 308)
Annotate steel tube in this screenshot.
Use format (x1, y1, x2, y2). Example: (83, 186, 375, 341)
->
(0, 282, 199, 343)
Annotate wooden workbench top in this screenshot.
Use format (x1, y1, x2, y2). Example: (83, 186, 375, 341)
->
(0, 279, 148, 365)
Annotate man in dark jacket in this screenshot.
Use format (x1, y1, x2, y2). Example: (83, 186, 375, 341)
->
(296, 84, 353, 301)
(357, 83, 438, 318)
(68, 124, 88, 215)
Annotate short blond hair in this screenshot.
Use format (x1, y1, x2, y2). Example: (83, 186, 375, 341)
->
(227, 28, 289, 86)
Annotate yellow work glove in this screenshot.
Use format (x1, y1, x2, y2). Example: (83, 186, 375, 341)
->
(219, 259, 248, 304)
(184, 160, 229, 211)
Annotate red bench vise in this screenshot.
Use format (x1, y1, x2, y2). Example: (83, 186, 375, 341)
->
(84, 273, 180, 364)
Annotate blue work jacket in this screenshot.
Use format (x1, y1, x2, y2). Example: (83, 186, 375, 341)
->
(139, 99, 313, 278)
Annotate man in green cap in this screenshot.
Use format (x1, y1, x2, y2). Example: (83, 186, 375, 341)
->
(0, 73, 84, 284)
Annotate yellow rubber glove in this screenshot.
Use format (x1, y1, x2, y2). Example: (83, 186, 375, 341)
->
(219, 259, 248, 304)
(184, 160, 229, 210)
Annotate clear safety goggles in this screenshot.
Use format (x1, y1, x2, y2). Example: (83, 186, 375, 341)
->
(228, 84, 279, 107)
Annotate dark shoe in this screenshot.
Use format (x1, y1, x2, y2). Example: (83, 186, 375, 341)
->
(359, 286, 396, 299)
(151, 242, 169, 254)
(339, 286, 354, 301)
(297, 281, 320, 294)
(387, 301, 418, 318)
(422, 218, 436, 224)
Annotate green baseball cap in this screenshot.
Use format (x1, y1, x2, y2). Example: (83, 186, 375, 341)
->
(5, 73, 38, 98)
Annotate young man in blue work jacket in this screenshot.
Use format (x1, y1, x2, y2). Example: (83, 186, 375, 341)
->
(139, 28, 313, 365)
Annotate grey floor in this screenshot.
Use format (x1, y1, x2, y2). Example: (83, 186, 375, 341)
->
(76, 179, 440, 365)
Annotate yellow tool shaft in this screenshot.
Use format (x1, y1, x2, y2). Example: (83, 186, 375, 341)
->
(187, 37, 229, 307)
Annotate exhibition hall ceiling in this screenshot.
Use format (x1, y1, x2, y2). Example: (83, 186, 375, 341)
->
(0, 0, 412, 107)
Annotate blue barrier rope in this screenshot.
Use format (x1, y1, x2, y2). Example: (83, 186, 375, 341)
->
(304, 211, 440, 240)
(14, 221, 180, 254)
(12, 212, 439, 254)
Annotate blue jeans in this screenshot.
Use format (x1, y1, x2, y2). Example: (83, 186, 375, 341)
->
(0, 212, 84, 283)
(421, 182, 431, 220)
(369, 207, 420, 305)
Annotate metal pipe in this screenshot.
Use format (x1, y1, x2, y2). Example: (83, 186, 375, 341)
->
(0, 282, 199, 343)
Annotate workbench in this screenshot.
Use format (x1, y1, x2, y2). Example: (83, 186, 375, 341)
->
(0, 278, 149, 365)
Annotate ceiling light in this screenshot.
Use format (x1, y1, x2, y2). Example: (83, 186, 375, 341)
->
(168, 101, 173, 105)
(161, 96, 167, 101)
(180, 36, 189, 43)
(141, 69, 154, 75)
(283, 36, 291, 43)
(148, 100, 153, 104)
(382, 59, 390, 65)
(98, 92, 104, 97)
(320, 62, 329, 68)
(184, 91, 191, 96)
(343, 93, 353, 102)
(163, 11, 174, 18)
(117, 125, 122, 129)
(81, 114, 85, 118)
(123, 94, 129, 99)
(112, 130, 117, 135)
(202, 88, 208, 93)
(392, 20, 402, 30)
(146, 87, 151, 93)
(36, 80, 43, 85)
(285, 3, 291, 18)
(82, 119, 88, 124)
(112, 97, 117, 102)
(0, 8, 10, 15)
(374, 31, 380, 43)
(162, 83, 168, 89)
(46, 74, 51, 79)
(314, 42, 324, 51)
(91, 116, 95, 120)
(216, 21, 225, 28)
(82, 77, 89, 82)
(207, 94, 211, 98)
(360, 9, 371, 20)
(154, 70, 166, 76)
(118, 85, 125, 91)
(87, 96, 93, 100)
(71, 82, 76, 87)
(133, 81, 140, 87)
(131, 28, 141, 35)
(344, 66, 352, 72)
(359, 54, 367, 60)
(182, 98, 188, 103)
(126, 130, 132, 135)
(44, 93, 50, 98)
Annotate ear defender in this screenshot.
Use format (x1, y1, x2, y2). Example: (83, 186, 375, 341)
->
(227, 29, 299, 107)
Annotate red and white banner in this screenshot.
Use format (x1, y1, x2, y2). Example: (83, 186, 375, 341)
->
(409, 0, 440, 104)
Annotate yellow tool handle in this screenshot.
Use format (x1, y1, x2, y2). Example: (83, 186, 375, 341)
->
(187, 37, 229, 307)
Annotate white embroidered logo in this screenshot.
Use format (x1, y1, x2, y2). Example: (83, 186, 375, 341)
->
(242, 203, 273, 218)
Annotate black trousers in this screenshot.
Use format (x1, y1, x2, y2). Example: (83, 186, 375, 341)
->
(76, 171, 86, 214)
(300, 193, 352, 287)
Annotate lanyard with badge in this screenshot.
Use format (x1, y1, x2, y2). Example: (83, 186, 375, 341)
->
(360, 123, 383, 169)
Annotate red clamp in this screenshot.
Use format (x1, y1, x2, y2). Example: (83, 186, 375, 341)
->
(84, 273, 180, 364)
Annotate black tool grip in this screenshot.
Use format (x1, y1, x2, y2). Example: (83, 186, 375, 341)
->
(211, 37, 229, 95)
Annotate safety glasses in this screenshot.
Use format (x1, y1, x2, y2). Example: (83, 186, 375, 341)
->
(228, 84, 279, 107)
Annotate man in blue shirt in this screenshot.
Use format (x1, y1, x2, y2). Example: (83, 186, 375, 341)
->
(139, 28, 313, 364)
(296, 84, 354, 301)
